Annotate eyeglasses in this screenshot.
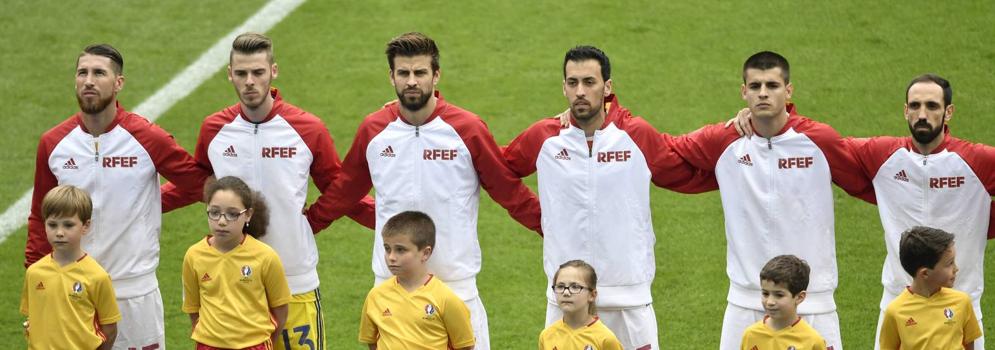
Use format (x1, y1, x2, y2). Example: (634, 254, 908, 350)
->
(551, 284, 589, 294)
(207, 208, 248, 222)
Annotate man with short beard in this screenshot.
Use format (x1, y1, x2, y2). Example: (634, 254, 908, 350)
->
(160, 32, 375, 350)
(503, 45, 716, 350)
(27, 44, 208, 349)
(844, 74, 995, 350)
(307, 32, 542, 350)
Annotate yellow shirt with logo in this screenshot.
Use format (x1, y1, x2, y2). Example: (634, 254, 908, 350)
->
(182, 235, 292, 348)
(739, 316, 826, 350)
(879, 287, 981, 350)
(539, 317, 623, 350)
(20, 254, 121, 350)
(358, 275, 474, 349)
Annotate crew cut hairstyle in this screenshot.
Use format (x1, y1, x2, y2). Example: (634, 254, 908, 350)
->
(382, 211, 436, 250)
(204, 176, 271, 239)
(553, 259, 599, 315)
(906, 73, 953, 107)
(231, 32, 274, 63)
(41, 185, 93, 223)
(563, 45, 611, 81)
(899, 226, 955, 277)
(743, 51, 790, 83)
(78, 44, 124, 75)
(385, 32, 440, 72)
(759, 255, 810, 296)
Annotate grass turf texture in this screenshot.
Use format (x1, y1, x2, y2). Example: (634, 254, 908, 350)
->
(2, 1, 994, 348)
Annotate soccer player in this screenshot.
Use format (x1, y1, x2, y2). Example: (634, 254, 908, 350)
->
(879, 226, 981, 349)
(182, 176, 291, 349)
(740, 255, 827, 350)
(539, 260, 623, 350)
(161, 32, 375, 350)
(668, 51, 873, 350)
(844, 74, 995, 349)
(359, 211, 474, 350)
(21, 185, 120, 350)
(306, 32, 543, 350)
(27, 43, 207, 349)
(503, 45, 716, 349)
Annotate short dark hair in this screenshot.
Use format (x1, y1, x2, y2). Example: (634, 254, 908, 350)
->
(563, 45, 611, 81)
(204, 176, 270, 239)
(743, 51, 789, 83)
(385, 32, 440, 72)
(78, 44, 124, 74)
(382, 211, 436, 250)
(231, 32, 274, 63)
(899, 226, 955, 277)
(906, 73, 952, 107)
(759, 255, 810, 296)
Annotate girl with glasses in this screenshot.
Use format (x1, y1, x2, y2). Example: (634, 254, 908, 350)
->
(181, 176, 291, 350)
(539, 260, 622, 350)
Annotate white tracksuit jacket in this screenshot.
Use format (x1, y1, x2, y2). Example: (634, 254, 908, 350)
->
(28, 102, 207, 298)
(503, 94, 717, 307)
(307, 92, 542, 299)
(162, 89, 375, 294)
(673, 106, 872, 313)
(848, 129, 995, 316)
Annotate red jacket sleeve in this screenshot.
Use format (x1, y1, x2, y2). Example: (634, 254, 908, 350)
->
(288, 112, 376, 230)
(669, 122, 737, 173)
(455, 116, 543, 234)
(305, 114, 385, 233)
(26, 121, 75, 268)
(160, 113, 227, 211)
(502, 119, 561, 178)
(27, 141, 57, 268)
(798, 118, 876, 202)
(624, 116, 718, 193)
(121, 114, 209, 213)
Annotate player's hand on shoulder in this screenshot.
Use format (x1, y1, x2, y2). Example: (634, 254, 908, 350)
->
(723, 107, 753, 138)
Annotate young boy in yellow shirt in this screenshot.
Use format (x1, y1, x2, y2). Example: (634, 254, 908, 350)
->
(740, 255, 826, 350)
(879, 226, 981, 349)
(359, 211, 475, 350)
(20, 185, 121, 349)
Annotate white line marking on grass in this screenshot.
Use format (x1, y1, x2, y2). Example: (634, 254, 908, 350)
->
(0, 0, 306, 244)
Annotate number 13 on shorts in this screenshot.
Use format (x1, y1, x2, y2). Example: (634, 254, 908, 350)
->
(276, 290, 325, 350)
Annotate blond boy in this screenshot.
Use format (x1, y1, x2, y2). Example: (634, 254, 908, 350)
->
(741, 255, 826, 350)
(359, 211, 474, 350)
(880, 226, 981, 349)
(21, 185, 120, 349)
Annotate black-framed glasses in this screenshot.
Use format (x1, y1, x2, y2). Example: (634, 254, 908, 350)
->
(207, 208, 248, 222)
(552, 283, 589, 294)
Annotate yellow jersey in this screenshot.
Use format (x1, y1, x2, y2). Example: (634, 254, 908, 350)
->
(880, 287, 981, 350)
(740, 316, 826, 350)
(182, 235, 292, 348)
(359, 275, 474, 349)
(20, 254, 121, 350)
(539, 317, 623, 350)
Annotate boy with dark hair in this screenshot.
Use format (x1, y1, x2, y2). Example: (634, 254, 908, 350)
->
(359, 211, 474, 350)
(740, 255, 826, 350)
(879, 226, 981, 349)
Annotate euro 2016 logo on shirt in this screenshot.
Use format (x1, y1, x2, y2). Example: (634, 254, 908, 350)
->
(423, 304, 437, 320)
(240, 265, 253, 282)
(787, 346, 796, 350)
(69, 281, 84, 300)
(944, 307, 955, 325)
(584, 345, 594, 350)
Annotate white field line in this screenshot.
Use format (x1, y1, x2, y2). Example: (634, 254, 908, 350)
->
(0, 0, 306, 244)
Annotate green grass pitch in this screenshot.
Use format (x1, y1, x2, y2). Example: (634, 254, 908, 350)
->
(2, 1, 994, 348)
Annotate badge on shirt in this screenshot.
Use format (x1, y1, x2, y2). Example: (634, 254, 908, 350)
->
(423, 304, 437, 320)
(944, 307, 956, 325)
(240, 265, 253, 282)
(69, 281, 84, 300)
